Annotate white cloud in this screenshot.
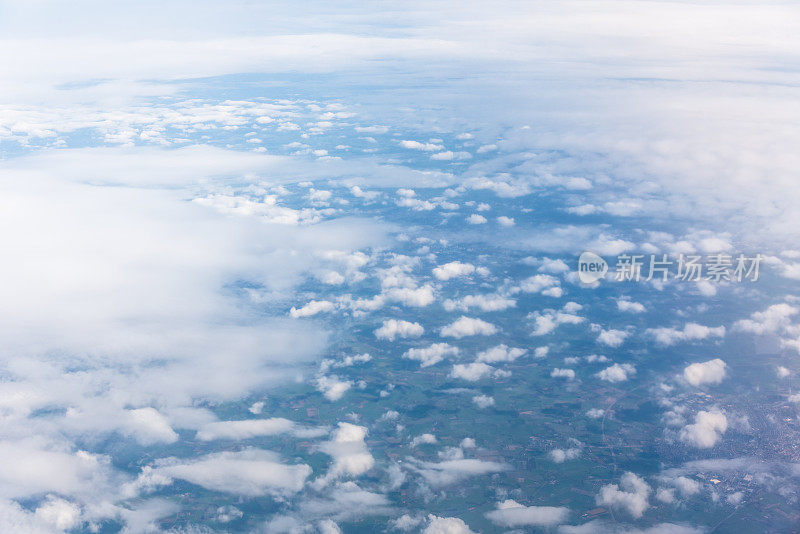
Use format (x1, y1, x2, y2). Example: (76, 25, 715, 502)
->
(399, 140, 444, 151)
(683, 359, 727, 387)
(444, 294, 516, 312)
(450, 362, 506, 381)
(551, 368, 576, 380)
(549, 447, 580, 463)
(647, 323, 725, 346)
(679, 410, 727, 448)
(375, 319, 424, 341)
(485, 499, 569, 527)
(441, 316, 498, 338)
(497, 216, 515, 226)
(472, 395, 495, 408)
(153, 449, 311, 497)
(423, 515, 476, 534)
(617, 298, 646, 313)
(596, 472, 651, 518)
(410, 434, 438, 448)
(476, 344, 527, 363)
(519, 274, 562, 296)
(467, 214, 487, 224)
(196, 418, 326, 441)
(734, 303, 798, 334)
(409, 457, 508, 487)
(403, 343, 459, 367)
(596, 329, 629, 347)
(316, 376, 353, 401)
(531, 309, 584, 336)
(596, 363, 636, 383)
(290, 300, 335, 318)
(433, 261, 475, 280)
(318, 423, 374, 480)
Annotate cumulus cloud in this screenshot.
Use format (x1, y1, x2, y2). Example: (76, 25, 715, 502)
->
(596, 363, 636, 383)
(318, 423, 374, 481)
(486, 499, 569, 527)
(679, 410, 728, 448)
(444, 294, 516, 312)
(519, 274, 563, 297)
(316, 376, 353, 401)
(290, 300, 335, 318)
(476, 344, 527, 363)
(450, 363, 507, 381)
(734, 303, 798, 334)
(647, 323, 725, 346)
(423, 515, 477, 534)
(441, 317, 498, 338)
(596, 328, 630, 347)
(409, 457, 509, 487)
(472, 395, 495, 408)
(375, 319, 424, 341)
(596, 472, 651, 518)
(531, 309, 584, 336)
(683, 359, 727, 387)
(432, 261, 476, 280)
(403, 343, 459, 367)
(551, 368, 576, 380)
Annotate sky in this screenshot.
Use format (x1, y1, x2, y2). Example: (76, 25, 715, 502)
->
(0, 1, 799, 533)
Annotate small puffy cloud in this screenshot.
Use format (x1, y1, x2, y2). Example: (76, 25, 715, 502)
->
(596, 472, 651, 518)
(485, 499, 569, 528)
(450, 362, 506, 381)
(409, 457, 508, 487)
(683, 359, 727, 387)
(410, 434, 438, 447)
(476, 344, 527, 363)
(444, 294, 516, 312)
(318, 423, 374, 479)
(431, 151, 472, 161)
(597, 328, 629, 347)
(497, 216, 515, 226)
(777, 366, 790, 378)
(423, 515, 477, 534)
(734, 303, 798, 334)
(441, 316, 498, 338)
(679, 410, 727, 448)
(403, 343, 459, 367)
(617, 298, 646, 313)
(316, 376, 353, 401)
(290, 300, 335, 318)
(399, 140, 444, 151)
(433, 261, 475, 280)
(472, 395, 495, 408)
(531, 310, 583, 336)
(672, 476, 702, 497)
(519, 274, 562, 296)
(467, 214, 487, 224)
(596, 363, 635, 383)
(586, 408, 605, 419)
(375, 319, 424, 341)
(647, 323, 725, 346)
(549, 447, 580, 463)
(385, 285, 436, 307)
(551, 368, 575, 380)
